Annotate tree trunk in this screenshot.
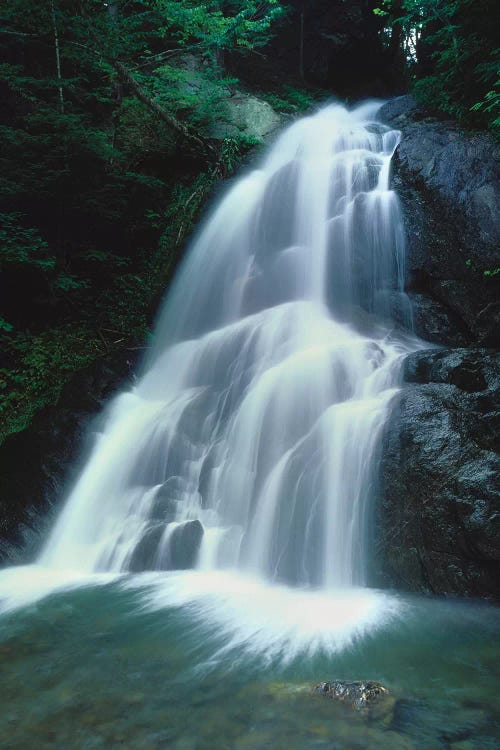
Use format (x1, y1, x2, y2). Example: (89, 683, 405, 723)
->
(51, 0, 64, 114)
(299, 2, 305, 80)
(107, 0, 122, 166)
(389, 0, 405, 71)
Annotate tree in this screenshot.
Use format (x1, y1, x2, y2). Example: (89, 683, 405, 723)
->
(374, 0, 499, 135)
(0, 0, 286, 437)
(0, 0, 287, 280)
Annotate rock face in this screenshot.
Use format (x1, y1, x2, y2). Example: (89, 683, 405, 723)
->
(380, 95, 500, 347)
(371, 97, 500, 600)
(382, 97, 500, 248)
(374, 349, 500, 599)
(0, 349, 140, 563)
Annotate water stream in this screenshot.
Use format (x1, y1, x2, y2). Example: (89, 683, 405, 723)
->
(0, 102, 498, 749)
(40, 101, 413, 586)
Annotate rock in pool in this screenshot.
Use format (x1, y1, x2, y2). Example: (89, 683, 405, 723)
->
(314, 680, 390, 711)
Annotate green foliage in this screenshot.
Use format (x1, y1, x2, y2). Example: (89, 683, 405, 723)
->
(219, 132, 260, 170)
(0, 0, 286, 442)
(159, 171, 219, 262)
(0, 214, 55, 273)
(0, 318, 14, 333)
(374, 0, 499, 135)
(260, 86, 321, 114)
(152, 1, 286, 51)
(0, 162, 219, 443)
(465, 258, 499, 278)
(471, 71, 500, 138)
(149, 61, 236, 127)
(0, 325, 100, 441)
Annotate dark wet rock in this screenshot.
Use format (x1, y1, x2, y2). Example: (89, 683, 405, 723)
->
(168, 520, 204, 570)
(128, 525, 165, 572)
(403, 349, 496, 395)
(374, 355, 500, 598)
(380, 95, 500, 347)
(150, 477, 185, 522)
(381, 96, 500, 253)
(128, 519, 204, 572)
(371, 97, 500, 600)
(314, 680, 390, 711)
(0, 347, 142, 564)
(403, 294, 469, 347)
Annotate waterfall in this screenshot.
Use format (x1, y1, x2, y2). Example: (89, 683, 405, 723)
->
(39, 101, 415, 590)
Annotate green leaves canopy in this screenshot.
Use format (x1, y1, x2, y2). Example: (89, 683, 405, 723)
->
(374, 0, 499, 135)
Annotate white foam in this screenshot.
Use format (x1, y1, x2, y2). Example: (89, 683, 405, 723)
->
(124, 570, 403, 664)
(0, 565, 116, 615)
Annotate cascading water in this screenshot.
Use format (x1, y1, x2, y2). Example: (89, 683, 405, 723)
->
(2, 103, 500, 750)
(37, 101, 415, 592)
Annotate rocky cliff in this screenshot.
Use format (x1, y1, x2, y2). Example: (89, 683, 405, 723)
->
(381, 95, 499, 347)
(374, 96, 500, 599)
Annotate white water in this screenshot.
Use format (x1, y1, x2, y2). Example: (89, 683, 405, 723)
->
(1, 102, 420, 644)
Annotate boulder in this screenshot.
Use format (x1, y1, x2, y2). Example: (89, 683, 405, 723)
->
(150, 477, 186, 522)
(208, 94, 281, 141)
(128, 519, 204, 572)
(374, 348, 500, 598)
(168, 520, 204, 570)
(163, 53, 282, 144)
(128, 525, 165, 572)
(314, 680, 391, 712)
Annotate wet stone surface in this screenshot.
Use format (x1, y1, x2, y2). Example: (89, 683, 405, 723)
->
(314, 679, 391, 710)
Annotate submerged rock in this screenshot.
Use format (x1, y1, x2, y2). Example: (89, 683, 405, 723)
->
(314, 680, 390, 711)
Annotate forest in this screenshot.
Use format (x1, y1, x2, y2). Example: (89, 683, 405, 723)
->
(0, 2, 499, 749)
(1, 0, 498, 442)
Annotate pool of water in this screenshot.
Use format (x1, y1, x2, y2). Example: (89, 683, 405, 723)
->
(0, 569, 498, 750)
